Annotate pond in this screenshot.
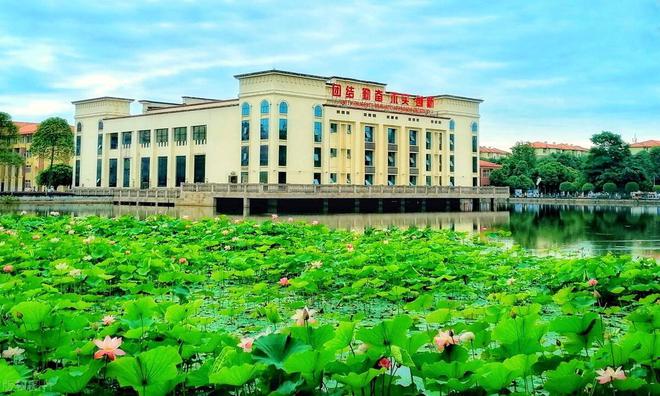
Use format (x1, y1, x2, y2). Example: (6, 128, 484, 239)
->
(1, 202, 658, 258)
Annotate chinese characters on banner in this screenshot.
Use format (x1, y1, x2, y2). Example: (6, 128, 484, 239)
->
(330, 83, 434, 109)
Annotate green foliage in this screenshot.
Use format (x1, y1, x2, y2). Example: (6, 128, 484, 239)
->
(624, 181, 640, 193)
(36, 164, 73, 189)
(559, 181, 576, 193)
(581, 182, 594, 192)
(0, 214, 656, 394)
(603, 182, 618, 193)
(31, 117, 74, 187)
(0, 112, 24, 166)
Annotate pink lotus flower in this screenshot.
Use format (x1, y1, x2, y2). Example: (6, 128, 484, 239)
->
(178, 257, 188, 264)
(506, 278, 515, 286)
(378, 357, 392, 369)
(233, 219, 242, 224)
(125, 250, 131, 255)
(3, 265, 13, 273)
(224, 245, 231, 251)
(102, 315, 116, 326)
(458, 331, 475, 343)
(222, 229, 230, 236)
(434, 330, 458, 352)
(346, 243, 354, 252)
(238, 337, 254, 353)
(287, 217, 294, 222)
(310, 261, 323, 269)
(596, 366, 626, 384)
(271, 214, 278, 220)
(279, 277, 290, 287)
(311, 220, 319, 225)
(2, 346, 25, 359)
(93, 336, 126, 361)
(357, 343, 369, 354)
(292, 306, 317, 326)
(588, 278, 598, 287)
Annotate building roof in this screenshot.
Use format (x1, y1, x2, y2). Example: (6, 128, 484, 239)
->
(13, 122, 39, 135)
(479, 146, 510, 155)
(433, 94, 484, 103)
(629, 139, 660, 148)
(234, 69, 329, 82)
(71, 96, 134, 105)
(528, 141, 589, 151)
(480, 160, 502, 169)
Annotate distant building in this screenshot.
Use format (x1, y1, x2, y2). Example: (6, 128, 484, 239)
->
(528, 141, 589, 157)
(479, 160, 501, 186)
(1, 122, 43, 191)
(479, 146, 510, 161)
(629, 139, 659, 154)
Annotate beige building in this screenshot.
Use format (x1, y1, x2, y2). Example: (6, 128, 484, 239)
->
(629, 139, 659, 154)
(72, 70, 482, 189)
(528, 141, 588, 157)
(479, 146, 510, 161)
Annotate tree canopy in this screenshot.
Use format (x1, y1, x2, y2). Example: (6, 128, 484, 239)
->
(32, 117, 74, 188)
(35, 164, 73, 190)
(0, 112, 24, 167)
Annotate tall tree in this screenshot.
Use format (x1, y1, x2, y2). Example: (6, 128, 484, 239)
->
(31, 117, 74, 188)
(489, 143, 537, 190)
(0, 112, 24, 166)
(584, 131, 630, 188)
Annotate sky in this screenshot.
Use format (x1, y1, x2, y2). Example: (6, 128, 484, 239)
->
(0, 0, 658, 149)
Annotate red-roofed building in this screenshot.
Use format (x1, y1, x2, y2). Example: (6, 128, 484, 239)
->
(480, 160, 501, 186)
(528, 141, 589, 157)
(479, 146, 510, 161)
(629, 139, 660, 154)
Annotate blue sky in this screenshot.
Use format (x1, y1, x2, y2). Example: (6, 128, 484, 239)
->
(1, 0, 658, 148)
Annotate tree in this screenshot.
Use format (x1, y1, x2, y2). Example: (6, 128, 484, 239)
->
(581, 183, 595, 193)
(489, 143, 537, 190)
(584, 132, 630, 188)
(559, 182, 576, 193)
(31, 117, 74, 188)
(36, 164, 72, 190)
(505, 175, 534, 190)
(624, 181, 639, 194)
(602, 182, 618, 194)
(536, 157, 578, 193)
(0, 112, 24, 166)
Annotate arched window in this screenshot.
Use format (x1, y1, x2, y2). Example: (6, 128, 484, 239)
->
(471, 122, 478, 133)
(98, 120, 104, 130)
(241, 102, 250, 116)
(313, 105, 322, 118)
(449, 119, 455, 131)
(260, 100, 270, 114)
(76, 122, 82, 132)
(279, 101, 288, 114)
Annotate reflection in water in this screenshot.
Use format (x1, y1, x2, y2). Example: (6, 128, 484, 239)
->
(1, 203, 657, 258)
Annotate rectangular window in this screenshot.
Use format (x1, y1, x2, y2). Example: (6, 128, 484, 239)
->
(110, 133, 118, 150)
(472, 135, 478, 153)
(409, 130, 417, 146)
(122, 131, 132, 148)
(278, 171, 286, 184)
(450, 155, 455, 172)
(346, 149, 351, 159)
(140, 157, 150, 188)
(260, 145, 268, 166)
(387, 175, 396, 186)
(364, 125, 374, 142)
(473, 177, 478, 187)
(387, 128, 396, 144)
(97, 135, 103, 155)
(388, 152, 396, 167)
(472, 156, 478, 173)
(139, 130, 151, 146)
(450, 176, 455, 186)
(259, 171, 268, 184)
(314, 121, 322, 142)
(365, 150, 373, 166)
(330, 123, 338, 133)
(241, 120, 250, 141)
(157, 156, 167, 187)
(260, 118, 269, 139)
(365, 174, 374, 186)
(426, 154, 432, 172)
(278, 145, 287, 166)
(74, 160, 80, 186)
(409, 153, 417, 168)
(192, 125, 207, 144)
(426, 175, 432, 186)
(241, 146, 249, 166)
(450, 134, 455, 151)
(425, 131, 432, 150)
(156, 128, 168, 146)
(330, 148, 337, 158)
(279, 119, 287, 140)
(75, 136, 81, 156)
(175, 155, 186, 186)
(330, 173, 337, 183)
(240, 171, 248, 183)
(108, 158, 117, 187)
(313, 147, 321, 167)
(346, 174, 352, 184)
(313, 173, 321, 185)
(409, 175, 417, 186)
(96, 159, 102, 186)
(194, 155, 205, 183)
(123, 158, 130, 187)
(174, 127, 187, 145)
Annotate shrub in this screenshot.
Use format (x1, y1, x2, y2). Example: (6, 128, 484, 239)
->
(581, 183, 595, 193)
(559, 181, 576, 193)
(624, 181, 640, 194)
(36, 164, 72, 189)
(602, 182, 618, 194)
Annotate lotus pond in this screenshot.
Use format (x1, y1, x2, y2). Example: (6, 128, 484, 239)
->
(0, 213, 657, 395)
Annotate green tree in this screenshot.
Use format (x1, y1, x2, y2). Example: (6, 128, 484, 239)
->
(536, 157, 578, 193)
(36, 164, 73, 190)
(0, 112, 24, 166)
(31, 117, 74, 188)
(624, 181, 639, 194)
(581, 183, 594, 193)
(602, 182, 618, 194)
(584, 132, 630, 188)
(559, 181, 576, 193)
(505, 175, 534, 190)
(489, 143, 537, 190)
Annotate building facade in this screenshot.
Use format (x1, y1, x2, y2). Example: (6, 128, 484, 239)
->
(479, 160, 501, 186)
(73, 70, 482, 189)
(528, 141, 588, 157)
(479, 146, 510, 161)
(629, 139, 659, 154)
(0, 122, 47, 192)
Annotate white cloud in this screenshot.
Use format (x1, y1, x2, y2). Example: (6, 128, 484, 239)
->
(0, 95, 71, 120)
